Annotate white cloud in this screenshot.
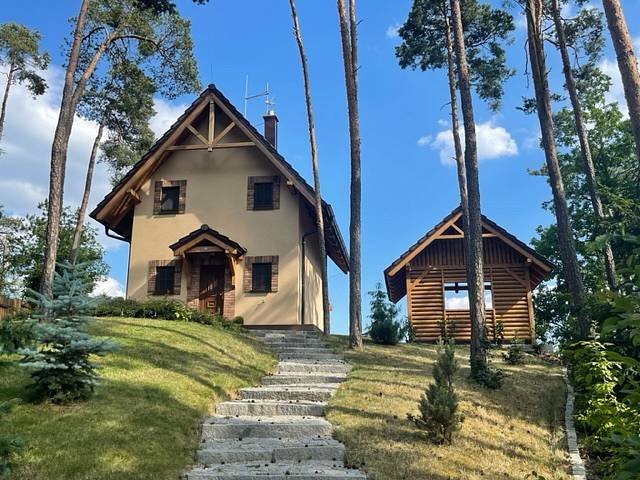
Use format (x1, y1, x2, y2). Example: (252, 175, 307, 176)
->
(419, 120, 518, 166)
(385, 23, 400, 39)
(634, 37, 640, 56)
(150, 97, 189, 138)
(599, 58, 628, 116)
(91, 276, 125, 297)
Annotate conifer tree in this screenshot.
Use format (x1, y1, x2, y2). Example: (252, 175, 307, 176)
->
(21, 262, 117, 403)
(0, 399, 23, 476)
(409, 341, 462, 444)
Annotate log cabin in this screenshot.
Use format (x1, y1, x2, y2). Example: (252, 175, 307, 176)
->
(384, 207, 554, 343)
(90, 84, 348, 331)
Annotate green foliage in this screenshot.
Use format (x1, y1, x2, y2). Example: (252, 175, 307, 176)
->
(0, 23, 49, 97)
(93, 296, 243, 330)
(470, 359, 504, 389)
(493, 320, 505, 346)
(396, 0, 515, 110)
(0, 313, 34, 355)
(408, 341, 463, 444)
(503, 337, 526, 365)
(366, 283, 407, 345)
(20, 262, 118, 403)
(0, 399, 23, 477)
(0, 203, 107, 295)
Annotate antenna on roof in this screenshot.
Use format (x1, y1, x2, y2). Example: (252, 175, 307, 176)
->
(243, 76, 270, 120)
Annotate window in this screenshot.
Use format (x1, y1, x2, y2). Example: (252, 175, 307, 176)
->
(160, 186, 180, 213)
(155, 266, 176, 294)
(251, 263, 272, 292)
(444, 282, 493, 310)
(253, 182, 274, 210)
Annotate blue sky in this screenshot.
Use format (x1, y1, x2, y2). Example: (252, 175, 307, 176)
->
(1, 0, 639, 334)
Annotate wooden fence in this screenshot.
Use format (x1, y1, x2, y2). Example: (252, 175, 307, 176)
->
(0, 295, 23, 319)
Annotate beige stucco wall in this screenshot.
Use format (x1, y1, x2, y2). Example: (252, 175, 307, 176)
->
(299, 200, 324, 331)
(127, 121, 303, 325)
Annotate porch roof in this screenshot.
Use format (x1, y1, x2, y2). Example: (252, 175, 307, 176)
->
(169, 225, 247, 257)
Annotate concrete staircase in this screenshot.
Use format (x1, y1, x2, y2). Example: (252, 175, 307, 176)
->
(184, 329, 367, 480)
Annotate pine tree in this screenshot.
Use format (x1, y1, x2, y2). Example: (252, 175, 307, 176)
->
(409, 341, 463, 444)
(367, 283, 406, 345)
(21, 262, 117, 403)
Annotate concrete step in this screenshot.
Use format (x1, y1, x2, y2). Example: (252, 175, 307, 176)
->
(216, 400, 325, 417)
(197, 437, 345, 465)
(185, 462, 367, 479)
(263, 341, 326, 349)
(272, 347, 335, 355)
(201, 415, 333, 440)
(239, 386, 337, 402)
(277, 362, 351, 374)
(278, 352, 343, 361)
(262, 373, 347, 386)
(252, 332, 320, 339)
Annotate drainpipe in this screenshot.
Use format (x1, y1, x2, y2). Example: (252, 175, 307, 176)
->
(300, 229, 317, 325)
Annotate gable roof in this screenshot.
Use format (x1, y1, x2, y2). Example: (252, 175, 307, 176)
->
(169, 225, 247, 257)
(384, 206, 554, 302)
(89, 84, 348, 273)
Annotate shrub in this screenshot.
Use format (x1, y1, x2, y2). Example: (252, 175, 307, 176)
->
(0, 313, 34, 355)
(21, 262, 118, 403)
(366, 283, 407, 345)
(470, 360, 505, 389)
(408, 341, 463, 444)
(503, 337, 526, 365)
(0, 399, 23, 476)
(494, 320, 505, 346)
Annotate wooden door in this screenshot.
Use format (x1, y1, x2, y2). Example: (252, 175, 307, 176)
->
(199, 265, 225, 315)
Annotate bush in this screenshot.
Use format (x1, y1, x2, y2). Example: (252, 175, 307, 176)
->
(503, 337, 526, 365)
(0, 399, 23, 476)
(21, 262, 118, 403)
(470, 360, 505, 389)
(366, 282, 407, 345)
(408, 341, 463, 444)
(493, 320, 505, 346)
(0, 313, 34, 355)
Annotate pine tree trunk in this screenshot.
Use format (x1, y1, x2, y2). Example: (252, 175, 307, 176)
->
(337, 0, 362, 349)
(0, 65, 14, 143)
(602, 0, 640, 168)
(70, 123, 103, 265)
(41, 0, 92, 298)
(444, 12, 468, 224)
(449, 0, 487, 370)
(288, 0, 331, 334)
(526, 0, 589, 339)
(551, 0, 618, 291)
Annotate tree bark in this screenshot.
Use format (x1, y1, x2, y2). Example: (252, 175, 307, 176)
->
(551, 0, 618, 291)
(288, 0, 331, 334)
(526, 0, 589, 339)
(41, 0, 92, 298)
(70, 122, 103, 265)
(444, 12, 468, 225)
(0, 65, 14, 143)
(602, 0, 640, 168)
(337, 0, 362, 349)
(449, 0, 487, 370)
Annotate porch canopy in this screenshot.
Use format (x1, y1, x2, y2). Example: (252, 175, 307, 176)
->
(169, 225, 246, 258)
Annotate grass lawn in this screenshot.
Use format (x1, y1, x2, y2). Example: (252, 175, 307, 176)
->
(325, 337, 569, 480)
(0, 317, 276, 480)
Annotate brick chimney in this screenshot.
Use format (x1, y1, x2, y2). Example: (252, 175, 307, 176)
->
(263, 110, 278, 149)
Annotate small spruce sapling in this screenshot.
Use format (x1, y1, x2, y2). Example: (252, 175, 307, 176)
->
(0, 399, 23, 476)
(408, 341, 463, 444)
(366, 282, 407, 345)
(20, 262, 117, 403)
(503, 333, 526, 365)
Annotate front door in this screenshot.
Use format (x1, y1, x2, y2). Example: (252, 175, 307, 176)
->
(199, 265, 225, 315)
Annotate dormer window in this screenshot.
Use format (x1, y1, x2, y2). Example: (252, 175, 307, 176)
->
(247, 176, 280, 211)
(161, 186, 180, 213)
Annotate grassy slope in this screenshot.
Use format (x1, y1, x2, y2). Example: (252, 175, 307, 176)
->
(325, 338, 569, 480)
(0, 317, 276, 480)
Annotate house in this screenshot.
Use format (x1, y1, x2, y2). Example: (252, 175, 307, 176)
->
(90, 84, 348, 331)
(384, 207, 553, 343)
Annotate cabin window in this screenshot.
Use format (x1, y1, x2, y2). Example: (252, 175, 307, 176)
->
(244, 255, 279, 293)
(247, 176, 280, 210)
(444, 282, 493, 310)
(251, 263, 272, 292)
(154, 180, 186, 215)
(160, 186, 180, 213)
(253, 182, 274, 210)
(155, 266, 176, 295)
